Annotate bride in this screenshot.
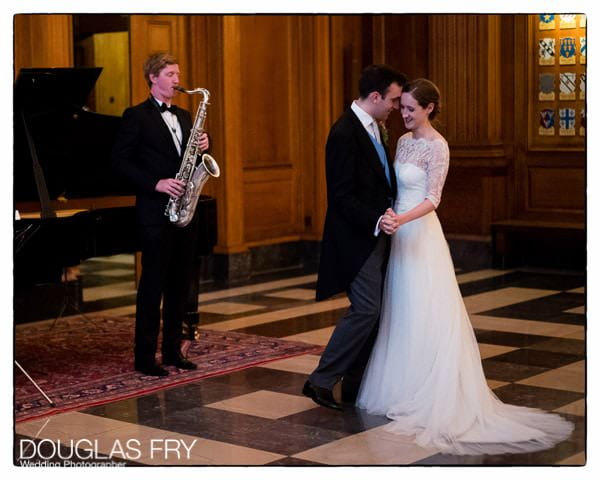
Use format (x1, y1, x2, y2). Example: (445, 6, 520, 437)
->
(355, 78, 574, 455)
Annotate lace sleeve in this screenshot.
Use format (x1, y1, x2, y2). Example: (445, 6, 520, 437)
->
(425, 139, 450, 208)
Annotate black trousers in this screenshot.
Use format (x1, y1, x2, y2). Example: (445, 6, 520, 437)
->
(134, 217, 199, 366)
(309, 234, 389, 391)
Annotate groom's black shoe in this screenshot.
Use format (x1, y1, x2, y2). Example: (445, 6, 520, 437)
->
(341, 388, 358, 404)
(302, 381, 342, 411)
(341, 381, 359, 404)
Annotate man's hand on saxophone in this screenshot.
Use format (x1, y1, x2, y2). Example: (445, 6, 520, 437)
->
(197, 132, 209, 152)
(156, 178, 186, 198)
(156, 132, 210, 198)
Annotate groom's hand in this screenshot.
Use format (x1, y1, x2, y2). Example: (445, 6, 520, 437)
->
(380, 208, 400, 235)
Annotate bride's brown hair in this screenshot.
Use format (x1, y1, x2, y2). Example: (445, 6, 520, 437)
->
(403, 78, 442, 120)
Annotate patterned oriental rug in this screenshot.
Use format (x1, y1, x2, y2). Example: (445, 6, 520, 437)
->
(15, 316, 321, 423)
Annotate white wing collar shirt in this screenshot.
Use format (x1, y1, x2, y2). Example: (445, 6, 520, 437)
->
(153, 97, 183, 156)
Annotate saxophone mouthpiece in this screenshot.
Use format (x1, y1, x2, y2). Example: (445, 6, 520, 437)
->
(173, 85, 186, 93)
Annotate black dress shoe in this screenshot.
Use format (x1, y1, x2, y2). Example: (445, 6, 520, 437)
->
(341, 382, 359, 404)
(162, 354, 197, 370)
(341, 389, 358, 404)
(135, 363, 169, 377)
(302, 380, 342, 411)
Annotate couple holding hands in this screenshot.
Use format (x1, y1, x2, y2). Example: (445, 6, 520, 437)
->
(303, 64, 573, 456)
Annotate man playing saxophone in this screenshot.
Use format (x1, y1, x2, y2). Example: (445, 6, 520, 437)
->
(112, 52, 209, 376)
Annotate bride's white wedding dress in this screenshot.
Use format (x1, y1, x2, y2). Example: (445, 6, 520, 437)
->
(356, 133, 574, 455)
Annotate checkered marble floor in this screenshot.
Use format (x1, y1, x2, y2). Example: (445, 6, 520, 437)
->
(14, 255, 586, 467)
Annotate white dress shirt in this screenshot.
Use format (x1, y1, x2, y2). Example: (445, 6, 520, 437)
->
(154, 97, 183, 155)
(351, 101, 381, 143)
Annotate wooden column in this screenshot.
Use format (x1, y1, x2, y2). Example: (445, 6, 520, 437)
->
(210, 16, 246, 254)
(309, 16, 334, 240)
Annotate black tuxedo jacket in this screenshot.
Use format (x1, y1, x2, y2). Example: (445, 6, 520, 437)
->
(112, 98, 193, 225)
(316, 108, 398, 301)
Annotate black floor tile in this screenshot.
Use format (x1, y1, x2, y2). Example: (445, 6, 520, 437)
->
(284, 405, 389, 435)
(235, 308, 345, 337)
(480, 293, 585, 325)
(459, 271, 585, 298)
(205, 367, 309, 397)
(81, 273, 135, 288)
(488, 348, 583, 369)
(121, 402, 347, 457)
(482, 360, 549, 382)
(474, 329, 553, 348)
(528, 337, 586, 356)
(82, 294, 137, 313)
(84, 379, 253, 422)
(198, 297, 318, 326)
(493, 383, 584, 411)
(80, 259, 134, 272)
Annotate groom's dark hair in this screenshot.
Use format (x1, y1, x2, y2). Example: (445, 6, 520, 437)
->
(359, 64, 407, 99)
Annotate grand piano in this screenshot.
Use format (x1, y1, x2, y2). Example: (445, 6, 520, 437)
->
(14, 67, 217, 324)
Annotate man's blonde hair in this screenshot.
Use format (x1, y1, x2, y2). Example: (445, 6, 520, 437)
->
(143, 52, 178, 87)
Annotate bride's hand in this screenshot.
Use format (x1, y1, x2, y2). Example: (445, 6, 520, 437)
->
(384, 208, 402, 233)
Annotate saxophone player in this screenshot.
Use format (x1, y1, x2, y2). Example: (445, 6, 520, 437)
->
(112, 52, 209, 376)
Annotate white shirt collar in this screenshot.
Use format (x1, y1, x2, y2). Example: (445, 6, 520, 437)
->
(351, 101, 380, 141)
(152, 96, 171, 109)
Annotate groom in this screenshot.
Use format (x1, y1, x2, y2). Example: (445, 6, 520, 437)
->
(303, 65, 407, 410)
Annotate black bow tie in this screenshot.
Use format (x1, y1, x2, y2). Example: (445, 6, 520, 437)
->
(159, 103, 177, 113)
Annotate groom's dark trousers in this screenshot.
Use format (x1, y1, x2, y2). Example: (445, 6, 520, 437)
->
(309, 106, 396, 396)
(309, 234, 389, 392)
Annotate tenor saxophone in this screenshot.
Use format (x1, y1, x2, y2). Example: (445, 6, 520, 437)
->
(165, 86, 220, 227)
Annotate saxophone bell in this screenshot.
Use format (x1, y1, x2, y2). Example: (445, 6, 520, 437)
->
(200, 153, 220, 177)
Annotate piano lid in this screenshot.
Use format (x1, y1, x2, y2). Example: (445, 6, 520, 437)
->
(15, 67, 103, 112)
(14, 67, 131, 203)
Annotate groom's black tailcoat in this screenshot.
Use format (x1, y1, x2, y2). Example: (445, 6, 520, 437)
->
(316, 108, 397, 302)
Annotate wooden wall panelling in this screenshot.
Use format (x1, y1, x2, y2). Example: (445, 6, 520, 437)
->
(129, 15, 190, 111)
(428, 15, 504, 146)
(238, 15, 302, 245)
(513, 15, 530, 220)
(500, 15, 518, 220)
(330, 16, 365, 112)
(14, 14, 73, 75)
(88, 32, 130, 117)
(528, 166, 585, 211)
(310, 16, 334, 240)
(188, 15, 215, 202)
(427, 15, 509, 235)
(243, 166, 298, 243)
(382, 14, 429, 146)
(371, 15, 385, 64)
(296, 16, 317, 240)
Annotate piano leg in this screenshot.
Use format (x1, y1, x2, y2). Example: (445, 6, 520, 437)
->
(50, 268, 96, 330)
(14, 360, 56, 407)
